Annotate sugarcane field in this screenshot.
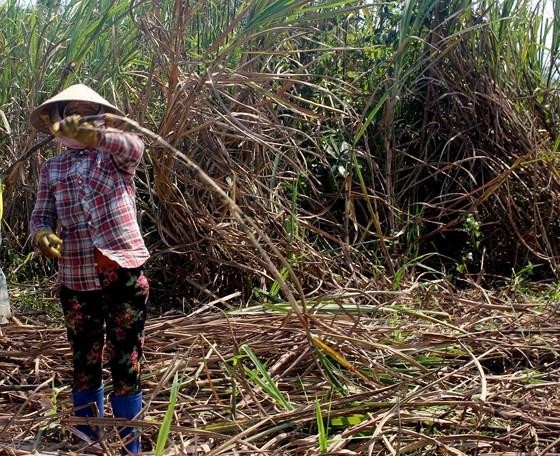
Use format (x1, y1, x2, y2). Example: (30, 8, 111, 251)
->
(1, 0, 560, 455)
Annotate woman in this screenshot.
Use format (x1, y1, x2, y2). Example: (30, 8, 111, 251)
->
(30, 84, 149, 454)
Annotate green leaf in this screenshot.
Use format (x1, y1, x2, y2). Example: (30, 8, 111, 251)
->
(154, 371, 180, 455)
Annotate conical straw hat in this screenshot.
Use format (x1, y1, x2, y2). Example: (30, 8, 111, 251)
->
(30, 84, 124, 133)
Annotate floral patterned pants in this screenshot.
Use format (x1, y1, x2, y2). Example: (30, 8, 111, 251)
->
(60, 267, 149, 396)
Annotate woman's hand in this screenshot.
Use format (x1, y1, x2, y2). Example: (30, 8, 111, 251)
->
(34, 229, 63, 258)
(51, 115, 99, 147)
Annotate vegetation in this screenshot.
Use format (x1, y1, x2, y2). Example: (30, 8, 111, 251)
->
(0, 0, 559, 454)
(2, 289, 560, 454)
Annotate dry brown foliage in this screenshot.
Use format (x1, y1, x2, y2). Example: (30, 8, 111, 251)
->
(1, 287, 559, 455)
(387, 13, 560, 279)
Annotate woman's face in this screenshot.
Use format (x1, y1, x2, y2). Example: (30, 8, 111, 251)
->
(63, 101, 100, 117)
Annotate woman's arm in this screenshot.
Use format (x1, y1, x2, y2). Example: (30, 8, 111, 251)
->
(30, 163, 57, 236)
(96, 129, 145, 176)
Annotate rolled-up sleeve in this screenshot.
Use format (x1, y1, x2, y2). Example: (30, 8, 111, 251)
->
(30, 163, 56, 236)
(96, 129, 144, 176)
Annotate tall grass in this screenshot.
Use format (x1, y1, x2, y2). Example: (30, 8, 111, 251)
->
(0, 0, 559, 300)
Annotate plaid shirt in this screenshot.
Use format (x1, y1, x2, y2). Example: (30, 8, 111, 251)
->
(30, 130, 150, 291)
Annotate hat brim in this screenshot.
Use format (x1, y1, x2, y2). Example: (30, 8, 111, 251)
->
(30, 84, 125, 133)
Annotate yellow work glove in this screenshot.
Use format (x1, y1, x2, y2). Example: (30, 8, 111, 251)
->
(34, 229, 63, 259)
(51, 115, 99, 148)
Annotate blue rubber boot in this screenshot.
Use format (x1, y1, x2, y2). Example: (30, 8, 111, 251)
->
(72, 385, 104, 441)
(110, 391, 142, 455)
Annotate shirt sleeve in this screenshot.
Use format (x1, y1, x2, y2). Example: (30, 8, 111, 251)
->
(30, 163, 57, 236)
(96, 128, 145, 176)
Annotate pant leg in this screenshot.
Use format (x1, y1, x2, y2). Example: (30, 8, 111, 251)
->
(60, 287, 105, 392)
(101, 267, 148, 396)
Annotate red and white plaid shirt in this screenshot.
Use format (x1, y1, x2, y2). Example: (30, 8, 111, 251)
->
(30, 130, 150, 291)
